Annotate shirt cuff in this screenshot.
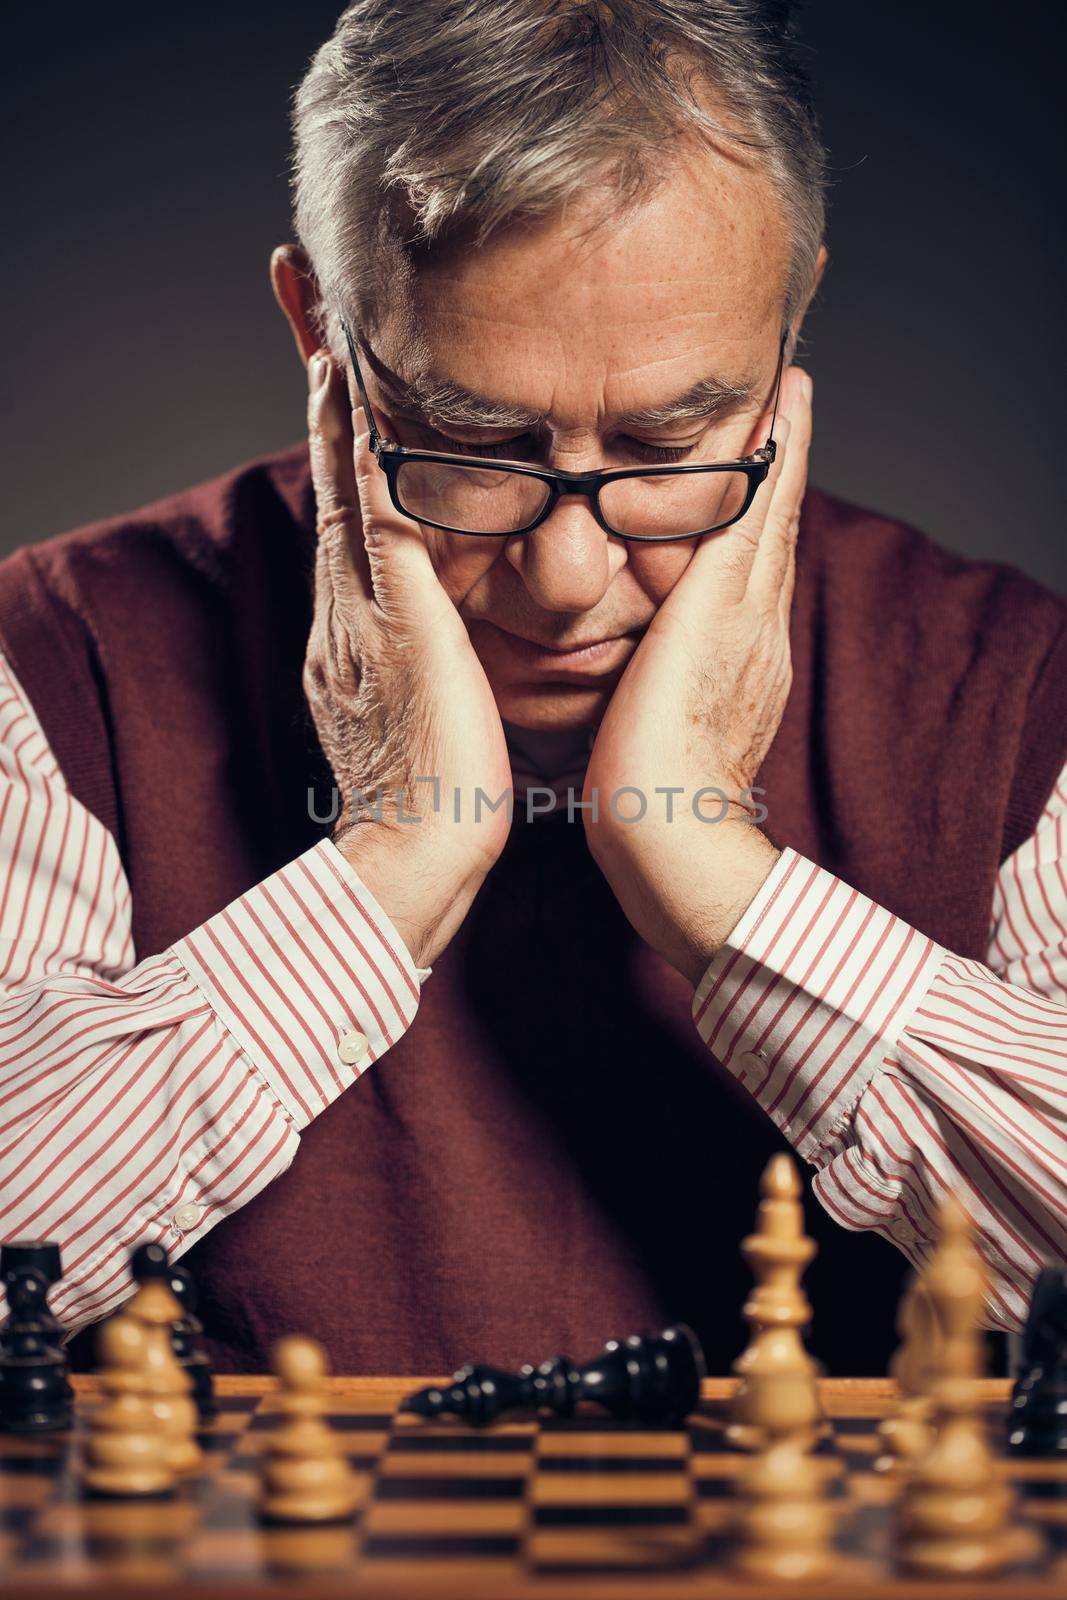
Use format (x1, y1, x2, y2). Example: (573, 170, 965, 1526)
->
(691, 847, 946, 1161)
(173, 838, 424, 1129)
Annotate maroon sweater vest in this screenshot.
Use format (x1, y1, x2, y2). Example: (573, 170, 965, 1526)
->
(0, 446, 1064, 1377)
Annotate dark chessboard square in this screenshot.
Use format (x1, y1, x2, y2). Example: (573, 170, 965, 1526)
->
(695, 1476, 735, 1498)
(388, 1432, 532, 1454)
(1017, 1478, 1067, 1502)
(534, 1504, 689, 1527)
(375, 1474, 526, 1501)
(219, 1395, 261, 1412)
(0, 1506, 36, 1534)
(689, 1432, 729, 1454)
(540, 1416, 679, 1435)
(198, 1432, 241, 1452)
(361, 1533, 521, 1560)
(0, 1454, 65, 1475)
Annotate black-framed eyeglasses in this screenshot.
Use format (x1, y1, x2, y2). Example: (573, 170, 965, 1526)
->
(340, 316, 787, 544)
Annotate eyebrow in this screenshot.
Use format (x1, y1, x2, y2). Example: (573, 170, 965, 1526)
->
(363, 345, 759, 432)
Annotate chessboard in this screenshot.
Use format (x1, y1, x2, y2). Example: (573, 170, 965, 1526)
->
(0, 1375, 1064, 1599)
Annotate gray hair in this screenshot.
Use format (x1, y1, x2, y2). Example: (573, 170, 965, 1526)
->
(292, 1, 827, 354)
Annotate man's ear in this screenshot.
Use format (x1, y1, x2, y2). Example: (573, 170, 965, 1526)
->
(789, 242, 829, 348)
(270, 244, 323, 365)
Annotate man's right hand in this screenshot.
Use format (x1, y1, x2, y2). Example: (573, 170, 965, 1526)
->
(303, 349, 513, 971)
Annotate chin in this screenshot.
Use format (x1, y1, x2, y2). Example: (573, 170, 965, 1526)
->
(490, 681, 610, 731)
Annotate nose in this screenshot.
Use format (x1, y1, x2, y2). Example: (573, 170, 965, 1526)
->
(504, 495, 625, 612)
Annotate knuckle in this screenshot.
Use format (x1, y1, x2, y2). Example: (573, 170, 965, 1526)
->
(316, 501, 356, 538)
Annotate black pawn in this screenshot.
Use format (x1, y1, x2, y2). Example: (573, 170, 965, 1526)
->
(0, 1268, 73, 1432)
(2, 1240, 66, 1338)
(129, 1243, 215, 1420)
(401, 1324, 706, 1428)
(1008, 1266, 1067, 1458)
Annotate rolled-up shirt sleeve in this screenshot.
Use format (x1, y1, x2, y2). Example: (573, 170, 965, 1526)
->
(692, 769, 1067, 1332)
(0, 651, 425, 1333)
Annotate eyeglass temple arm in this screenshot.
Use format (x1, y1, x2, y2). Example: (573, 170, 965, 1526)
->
(762, 327, 789, 453)
(339, 317, 387, 449)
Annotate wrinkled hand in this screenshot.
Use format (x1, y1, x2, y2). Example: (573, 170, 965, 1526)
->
(582, 366, 813, 986)
(303, 351, 512, 968)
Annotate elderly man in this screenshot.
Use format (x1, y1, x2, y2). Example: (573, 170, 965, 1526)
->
(0, 1, 1064, 1377)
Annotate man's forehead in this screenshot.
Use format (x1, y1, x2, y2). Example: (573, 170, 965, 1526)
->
(362, 146, 788, 430)
(360, 328, 771, 431)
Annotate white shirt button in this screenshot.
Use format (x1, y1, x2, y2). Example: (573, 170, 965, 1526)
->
(174, 1203, 201, 1232)
(892, 1221, 916, 1246)
(337, 1027, 370, 1066)
(739, 1050, 768, 1084)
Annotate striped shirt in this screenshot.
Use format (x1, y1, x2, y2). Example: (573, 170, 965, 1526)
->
(0, 650, 1063, 1334)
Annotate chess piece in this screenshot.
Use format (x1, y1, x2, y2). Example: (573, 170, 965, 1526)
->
(725, 1154, 823, 1450)
(1008, 1266, 1067, 1458)
(258, 1336, 360, 1524)
(167, 1263, 216, 1421)
(876, 1271, 940, 1470)
(1, 1240, 67, 1341)
(895, 1196, 1035, 1576)
(728, 1368, 837, 1581)
(126, 1244, 203, 1475)
(0, 1266, 74, 1432)
(84, 1312, 176, 1497)
(401, 1323, 705, 1427)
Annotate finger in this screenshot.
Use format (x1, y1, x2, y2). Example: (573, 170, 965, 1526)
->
(349, 404, 457, 625)
(747, 369, 812, 610)
(669, 384, 795, 614)
(306, 351, 371, 605)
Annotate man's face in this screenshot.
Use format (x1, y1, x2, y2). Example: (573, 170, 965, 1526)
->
(362, 144, 792, 732)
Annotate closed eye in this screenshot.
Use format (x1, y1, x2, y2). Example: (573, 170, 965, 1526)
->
(433, 431, 696, 466)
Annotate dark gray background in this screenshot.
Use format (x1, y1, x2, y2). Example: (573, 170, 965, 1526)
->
(4, 2, 1064, 592)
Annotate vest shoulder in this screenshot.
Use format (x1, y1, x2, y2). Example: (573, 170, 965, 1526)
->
(0, 445, 314, 595)
(802, 482, 1066, 638)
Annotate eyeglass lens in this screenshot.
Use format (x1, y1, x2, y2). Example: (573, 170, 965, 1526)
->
(393, 458, 751, 538)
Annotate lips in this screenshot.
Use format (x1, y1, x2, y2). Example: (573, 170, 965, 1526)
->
(488, 624, 641, 672)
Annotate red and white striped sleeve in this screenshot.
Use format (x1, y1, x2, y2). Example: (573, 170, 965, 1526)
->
(692, 768, 1067, 1332)
(0, 650, 427, 1333)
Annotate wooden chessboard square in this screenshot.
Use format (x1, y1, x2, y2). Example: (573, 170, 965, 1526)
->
(393, 1408, 537, 1433)
(0, 1473, 60, 1510)
(690, 1450, 744, 1480)
(377, 1449, 534, 1478)
(245, 1408, 389, 1432)
(531, 1470, 690, 1506)
(229, 1429, 390, 1461)
(527, 1524, 700, 1572)
(536, 1430, 688, 1459)
(360, 1500, 527, 1536)
(357, 1550, 520, 1583)
(184, 1525, 278, 1576)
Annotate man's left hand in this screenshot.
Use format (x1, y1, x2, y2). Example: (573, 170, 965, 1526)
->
(582, 364, 813, 988)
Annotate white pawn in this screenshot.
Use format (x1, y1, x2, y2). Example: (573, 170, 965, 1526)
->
(83, 1314, 176, 1497)
(258, 1337, 360, 1524)
(876, 1272, 939, 1471)
(125, 1273, 203, 1476)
